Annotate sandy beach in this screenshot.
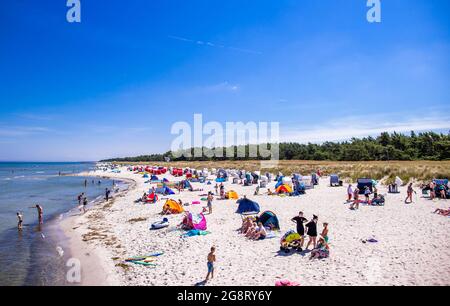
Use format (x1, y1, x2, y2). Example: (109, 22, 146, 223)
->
(62, 166, 450, 286)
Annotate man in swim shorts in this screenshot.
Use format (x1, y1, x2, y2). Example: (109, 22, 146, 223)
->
(205, 246, 216, 282)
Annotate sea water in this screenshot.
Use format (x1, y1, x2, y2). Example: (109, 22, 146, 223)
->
(0, 162, 124, 286)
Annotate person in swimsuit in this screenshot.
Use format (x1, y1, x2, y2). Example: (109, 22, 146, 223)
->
(347, 184, 353, 202)
(207, 193, 213, 214)
(364, 186, 371, 203)
(17, 212, 23, 230)
(35, 204, 43, 224)
(350, 188, 360, 210)
(205, 246, 216, 282)
(405, 183, 416, 204)
(321, 223, 329, 243)
(305, 215, 318, 250)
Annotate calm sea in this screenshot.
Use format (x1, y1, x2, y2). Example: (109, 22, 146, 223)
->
(0, 162, 123, 286)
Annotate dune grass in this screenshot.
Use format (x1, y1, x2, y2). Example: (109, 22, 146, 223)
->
(115, 160, 450, 184)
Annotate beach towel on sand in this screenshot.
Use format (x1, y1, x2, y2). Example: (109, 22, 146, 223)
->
(182, 230, 211, 238)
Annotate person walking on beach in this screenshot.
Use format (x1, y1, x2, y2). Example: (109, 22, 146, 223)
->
(205, 246, 216, 282)
(291, 211, 307, 247)
(105, 188, 111, 201)
(305, 215, 318, 250)
(405, 183, 416, 204)
(82, 196, 88, 214)
(84, 179, 87, 188)
(17, 212, 23, 230)
(77, 193, 85, 206)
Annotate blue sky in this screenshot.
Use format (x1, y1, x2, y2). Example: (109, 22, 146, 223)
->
(0, 0, 449, 161)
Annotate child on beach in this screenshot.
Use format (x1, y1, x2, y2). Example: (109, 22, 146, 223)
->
(321, 223, 329, 243)
(350, 188, 360, 210)
(347, 184, 353, 202)
(364, 186, 372, 203)
(251, 222, 267, 240)
(17, 212, 23, 230)
(205, 247, 216, 282)
(405, 183, 416, 204)
(305, 215, 318, 250)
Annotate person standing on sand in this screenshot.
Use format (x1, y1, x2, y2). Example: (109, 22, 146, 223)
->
(84, 179, 87, 187)
(206, 192, 214, 214)
(291, 211, 307, 247)
(347, 184, 353, 202)
(350, 188, 360, 210)
(205, 246, 216, 282)
(82, 196, 88, 214)
(305, 215, 318, 250)
(405, 183, 416, 204)
(105, 188, 111, 201)
(321, 223, 329, 242)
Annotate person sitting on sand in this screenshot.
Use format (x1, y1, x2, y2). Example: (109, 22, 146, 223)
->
(251, 222, 267, 240)
(140, 192, 148, 202)
(310, 237, 329, 260)
(245, 222, 257, 238)
(429, 182, 436, 200)
(240, 218, 253, 234)
(254, 186, 260, 196)
(438, 184, 447, 200)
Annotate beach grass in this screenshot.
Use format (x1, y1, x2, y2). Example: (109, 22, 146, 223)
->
(113, 160, 450, 184)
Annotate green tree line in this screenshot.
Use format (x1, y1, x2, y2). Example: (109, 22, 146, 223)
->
(102, 131, 450, 162)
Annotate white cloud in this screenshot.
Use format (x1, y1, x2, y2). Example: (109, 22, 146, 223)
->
(168, 35, 262, 55)
(0, 126, 51, 137)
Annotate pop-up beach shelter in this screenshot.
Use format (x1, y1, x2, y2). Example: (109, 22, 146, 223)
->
(357, 178, 374, 194)
(236, 198, 260, 214)
(258, 211, 280, 230)
(162, 199, 184, 214)
(226, 191, 239, 200)
(276, 184, 293, 194)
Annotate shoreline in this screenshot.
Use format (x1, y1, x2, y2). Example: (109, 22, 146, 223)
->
(59, 173, 137, 286)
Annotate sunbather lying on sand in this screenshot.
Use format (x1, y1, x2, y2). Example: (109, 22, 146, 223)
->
(433, 208, 450, 216)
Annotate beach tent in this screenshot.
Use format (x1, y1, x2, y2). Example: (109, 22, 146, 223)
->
(357, 178, 373, 194)
(226, 191, 239, 200)
(275, 176, 284, 189)
(276, 184, 293, 194)
(162, 199, 184, 214)
(217, 169, 228, 179)
(257, 211, 280, 230)
(143, 174, 149, 178)
(330, 174, 340, 187)
(150, 175, 159, 181)
(184, 212, 207, 230)
(181, 180, 193, 190)
(236, 198, 261, 214)
(300, 176, 314, 189)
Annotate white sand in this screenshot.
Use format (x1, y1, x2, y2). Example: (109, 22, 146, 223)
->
(64, 167, 450, 286)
